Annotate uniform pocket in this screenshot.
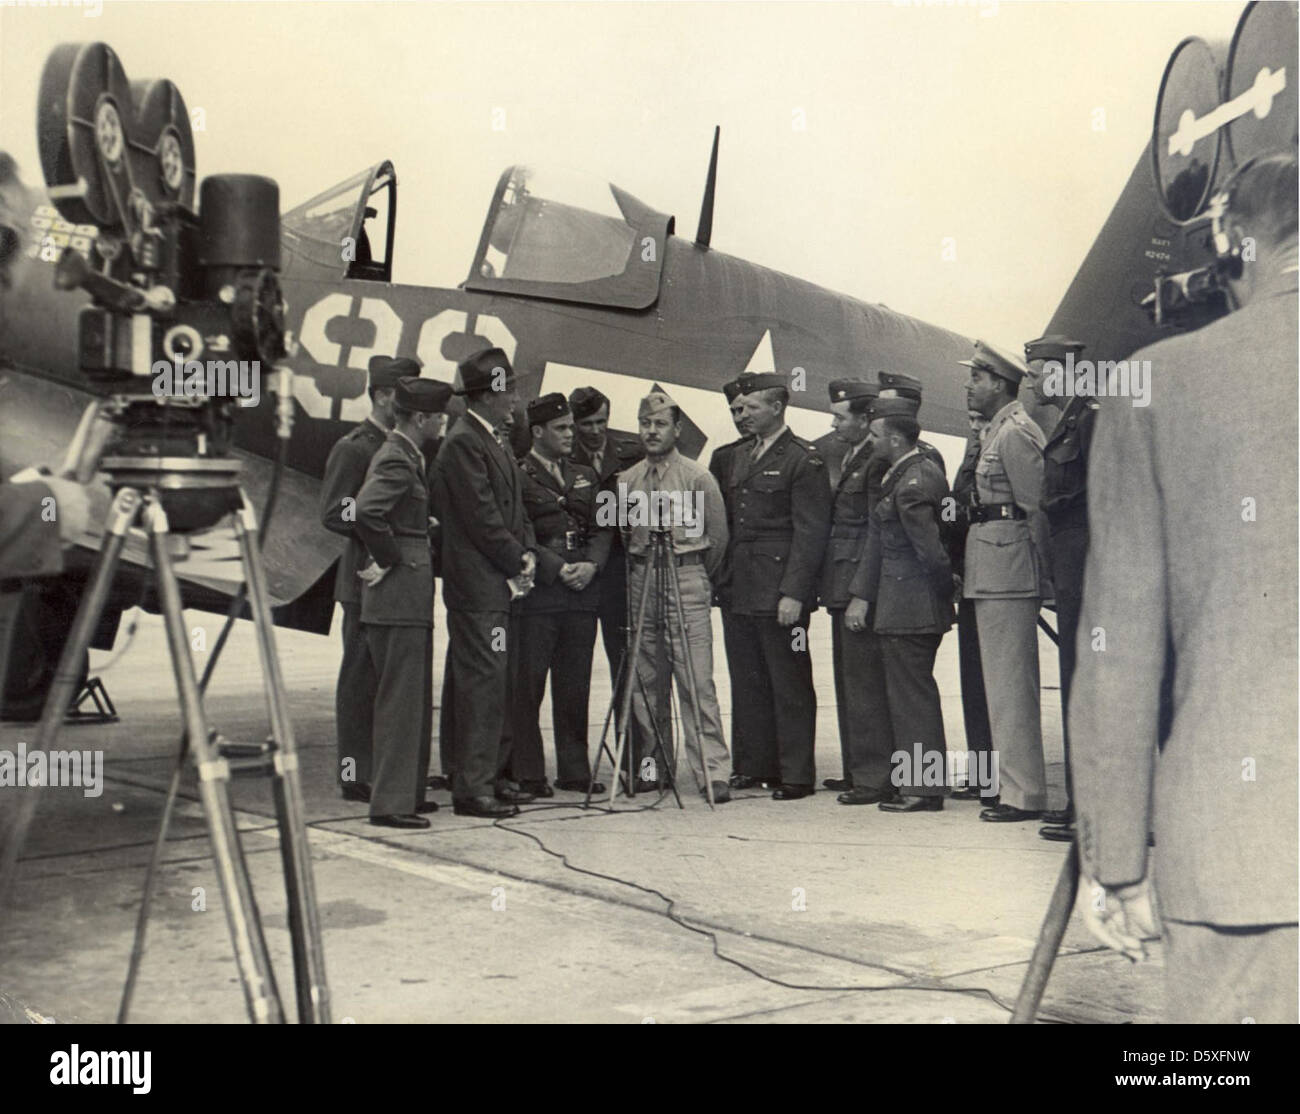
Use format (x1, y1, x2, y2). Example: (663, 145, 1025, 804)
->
(968, 521, 1036, 594)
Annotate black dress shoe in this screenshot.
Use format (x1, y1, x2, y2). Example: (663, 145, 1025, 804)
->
(370, 813, 430, 829)
(555, 778, 603, 794)
(453, 796, 519, 818)
(879, 794, 943, 813)
(948, 786, 983, 801)
(700, 781, 731, 804)
(495, 786, 536, 804)
(837, 786, 889, 806)
(518, 779, 554, 798)
(980, 803, 1042, 823)
(340, 783, 372, 803)
(1041, 806, 1074, 826)
(728, 774, 766, 790)
(416, 800, 439, 814)
(1039, 823, 1075, 842)
(426, 775, 451, 791)
(771, 784, 814, 800)
(823, 777, 853, 791)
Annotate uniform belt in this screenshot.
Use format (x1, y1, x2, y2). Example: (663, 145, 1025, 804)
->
(629, 551, 705, 568)
(542, 536, 585, 554)
(394, 529, 429, 538)
(968, 503, 1027, 523)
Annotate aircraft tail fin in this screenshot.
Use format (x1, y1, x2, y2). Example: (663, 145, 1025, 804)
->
(695, 126, 720, 248)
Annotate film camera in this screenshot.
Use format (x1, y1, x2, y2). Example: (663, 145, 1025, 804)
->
(37, 42, 286, 530)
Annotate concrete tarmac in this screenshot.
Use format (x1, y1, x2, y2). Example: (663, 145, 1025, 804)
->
(1, 604, 1161, 1023)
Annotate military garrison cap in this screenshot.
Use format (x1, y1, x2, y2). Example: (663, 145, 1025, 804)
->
(454, 346, 515, 395)
(637, 391, 678, 420)
(568, 386, 609, 420)
(395, 376, 453, 413)
(528, 392, 570, 427)
(871, 396, 920, 422)
(369, 355, 421, 391)
(878, 371, 923, 400)
(722, 377, 747, 403)
(828, 378, 877, 404)
(959, 340, 1028, 385)
(1023, 334, 1086, 362)
(738, 372, 789, 394)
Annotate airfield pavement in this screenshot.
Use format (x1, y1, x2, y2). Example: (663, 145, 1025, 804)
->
(1, 602, 1161, 1024)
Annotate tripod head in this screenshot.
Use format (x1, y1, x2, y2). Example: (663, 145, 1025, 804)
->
(37, 42, 287, 531)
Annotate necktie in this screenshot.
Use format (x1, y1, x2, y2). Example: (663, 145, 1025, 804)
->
(592, 449, 604, 475)
(751, 438, 764, 461)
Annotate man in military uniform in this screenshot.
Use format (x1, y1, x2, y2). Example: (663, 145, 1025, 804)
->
(721, 372, 831, 800)
(319, 355, 408, 802)
(816, 378, 889, 801)
(1024, 335, 1096, 841)
(431, 347, 537, 819)
(846, 397, 954, 812)
(354, 376, 453, 829)
(960, 340, 1051, 822)
(947, 407, 994, 799)
(876, 371, 946, 475)
(511, 393, 613, 796)
(621, 391, 731, 802)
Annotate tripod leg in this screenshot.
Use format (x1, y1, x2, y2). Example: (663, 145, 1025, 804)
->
(0, 487, 138, 907)
(611, 554, 656, 806)
(666, 556, 713, 809)
(1011, 841, 1079, 1023)
(233, 495, 331, 1024)
(585, 647, 627, 808)
(146, 499, 284, 1024)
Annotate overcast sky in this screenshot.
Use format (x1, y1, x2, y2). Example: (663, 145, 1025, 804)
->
(1, 0, 1246, 350)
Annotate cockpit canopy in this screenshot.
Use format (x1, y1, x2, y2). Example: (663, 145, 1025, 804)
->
(464, 166, 673, 309)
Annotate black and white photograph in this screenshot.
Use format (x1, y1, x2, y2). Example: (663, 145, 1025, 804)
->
(0, 0, 1296, 1067)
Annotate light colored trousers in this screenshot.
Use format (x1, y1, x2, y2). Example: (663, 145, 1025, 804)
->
(1164, 919, 1298, 1023)
(626, 562, 731, 788)
(973, 596, 1046, 810)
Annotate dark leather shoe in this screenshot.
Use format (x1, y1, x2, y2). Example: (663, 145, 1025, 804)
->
(823, 777, 852, 791)
(837, 786, 889, 806)
(880, 794, 943, 813)
(555, 778, 603, 793)
(1039, 823, 1075, 842)
(518, 779, 554, 798)
(980, 803, 1042, 823)
(341, 783, 372, 803)
(426, 775, 451, 791)
(1041, 806, 1074, 826)
(771, 783, 814, 800)
(948, 786, 983, 801)
(701, 781, 731, 804)
(729, 774, 765, 790)
(370, 813, 430, 829)
(454, 796, 519, 818)
(495, 786, 536, 804)
(634, 779, 662, 795)
(416, 800, 439, 814)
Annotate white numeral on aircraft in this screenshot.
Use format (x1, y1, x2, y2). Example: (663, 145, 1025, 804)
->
(1168, 66, 1287, 158)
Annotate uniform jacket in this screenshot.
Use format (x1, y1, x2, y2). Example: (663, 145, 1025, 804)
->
(850, 451, 953, 634)
(722, 428, 831, 615)
(354, 432, 434, 628)
(947, 435, 982, 576)
(1070, 276, 1298, 925)
(962, 401, 1051, 600)
(818, 439, 873, 610)
(573, 430, 643, 582)
(319, 417, 388, 606)
(517, 453, 612, 613)
(0, 481, 63, 579)
(1042, 396, 1099, 528)
(707, 433, 752, 606)
(430, 413, 535, 613)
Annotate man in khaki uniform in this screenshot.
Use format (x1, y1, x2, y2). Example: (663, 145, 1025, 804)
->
(960, 340, 1051, 822)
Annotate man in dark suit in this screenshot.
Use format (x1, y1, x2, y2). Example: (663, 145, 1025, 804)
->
(431, 347, 538, 818)
(569, 386, 644, 779)
(720, 372, 831, 800)
(1071, 153, 1298, 1022)
(354, 376, 453, 829)
(946, 408, 994, 801)
(319, 355, 407, 802)
(511, 393, 612, 796)
(816, 379, 890, 802)
(1023, 334, 1096, 841)
(847, 397, 954, 812)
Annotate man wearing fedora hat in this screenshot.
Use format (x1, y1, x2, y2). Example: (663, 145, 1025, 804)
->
(355, 375, 454, 828)
(320, 354, 410, 804)
(960, 340, 1051, 822)
(431, 347, 537, 818)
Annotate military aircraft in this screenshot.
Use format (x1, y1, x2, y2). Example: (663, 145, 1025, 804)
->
(0, 1, 1293, 718)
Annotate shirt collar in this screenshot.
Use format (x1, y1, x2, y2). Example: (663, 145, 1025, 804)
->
(365, 415, 388, 435)
(465, 408, 497, 436)
(392, 428, 424, 462)
(755, 424, 788, 457)
(881, 446, 921, 487)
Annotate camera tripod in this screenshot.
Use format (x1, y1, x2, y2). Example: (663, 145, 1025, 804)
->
(587, 528, 716, 810)
(0, 474, 329, 1024)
